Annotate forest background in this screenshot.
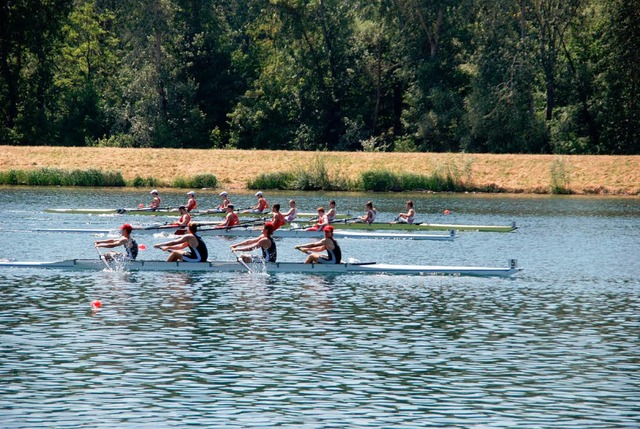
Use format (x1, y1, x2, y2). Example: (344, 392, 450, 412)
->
(0, 0, 638, 154)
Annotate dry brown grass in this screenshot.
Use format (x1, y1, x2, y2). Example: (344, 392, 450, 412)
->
(1, 146, 638, 194)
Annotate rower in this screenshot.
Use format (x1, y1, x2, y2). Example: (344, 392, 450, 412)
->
(283, 199, 298, 223)
(149, 190, 161, 210)
(243, 191, 269, 214)
(295, 225, 341, 264)
(154, 222, 208, 262)
(172, 205, 191, 227)
(326, 200, 337, 223)
(358, 201, 377, 224)
(396, 200, 415, 224)
(217, 191, 231, 210)
(306, 207, 329, 231)
(94, 223, 138, 261)
(218, 204, 240, 228)
(185, 191, 197, 212)
(230, 222, 277, 263)
(270, 203, 286, 231)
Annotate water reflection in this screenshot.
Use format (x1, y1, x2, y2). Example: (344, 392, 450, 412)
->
(1, 188, 639, 428)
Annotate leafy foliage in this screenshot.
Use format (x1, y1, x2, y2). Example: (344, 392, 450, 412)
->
(0, 0, 637, 153)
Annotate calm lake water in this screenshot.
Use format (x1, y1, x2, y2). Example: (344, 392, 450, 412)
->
(0, 188, 638, 428)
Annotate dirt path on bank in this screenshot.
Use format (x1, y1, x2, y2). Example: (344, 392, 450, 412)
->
(1, 146, 638, 194)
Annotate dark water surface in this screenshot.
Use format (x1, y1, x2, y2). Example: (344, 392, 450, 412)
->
(0, 188, 638, 428)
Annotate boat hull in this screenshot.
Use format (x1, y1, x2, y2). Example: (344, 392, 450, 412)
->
(0, 259, 522, 277)
(331, 221, 517, 233)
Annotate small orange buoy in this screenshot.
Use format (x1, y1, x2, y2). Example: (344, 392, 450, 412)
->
(91, 300, 102, 309)
(138, 244, 147, 250)
(444, 209, 451, 215)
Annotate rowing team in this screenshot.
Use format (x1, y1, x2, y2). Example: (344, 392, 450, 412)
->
(95, 222, 341, 265)
(146, 189, 271, 214)
(146, 189, 417, 225)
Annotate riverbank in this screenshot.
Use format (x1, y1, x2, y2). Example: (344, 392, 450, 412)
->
(1, 146, 638, 195)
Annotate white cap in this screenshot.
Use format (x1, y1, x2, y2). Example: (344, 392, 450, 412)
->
(219, 191, 228, 196)
(255, 191, 263, 196)
(187, 191, 195, 196)
(150, 189, 158, 194)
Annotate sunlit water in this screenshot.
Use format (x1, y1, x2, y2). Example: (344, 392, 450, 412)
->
(0, 188, 638, 428)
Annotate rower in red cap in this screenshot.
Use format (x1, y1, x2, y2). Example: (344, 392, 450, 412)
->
(295, 225, 341, 264)
(230, 222, 277, 263)
(94, 223, 139, 261)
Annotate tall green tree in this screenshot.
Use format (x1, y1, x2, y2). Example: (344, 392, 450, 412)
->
(52, 0, 119, 145)
(230, 0, 360, 150)
(596, 0, 640, 154)
(464, 0, 548, 153)
(390, 0, 475, 152)
(0, 0, 72, 144)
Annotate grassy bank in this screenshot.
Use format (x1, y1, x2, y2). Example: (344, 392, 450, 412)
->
(0, 146, 638, 195)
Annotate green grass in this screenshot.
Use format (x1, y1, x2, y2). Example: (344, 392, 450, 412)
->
(173, 174, 218, 189)
(0, 168, 125, 187)
(0, 168, 219, 189)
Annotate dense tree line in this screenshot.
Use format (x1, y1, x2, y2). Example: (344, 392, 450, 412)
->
(0, 0, 638, 154)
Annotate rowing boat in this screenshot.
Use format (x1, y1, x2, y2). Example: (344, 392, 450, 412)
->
(330, 221, 518, 233)
(0, 258, 522, 277)
(199, 228, 457, 241)
(44, 207, 352, 219)
(26, 227, 457, 241)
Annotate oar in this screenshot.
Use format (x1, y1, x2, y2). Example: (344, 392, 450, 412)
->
(95, 246, 111, 270)
(231, 248, 253, 273)
(329, 217, 360, 225)
(199, 217, 267, 232)
(294, 246, 309, 255)
(117, 206, 174, 214)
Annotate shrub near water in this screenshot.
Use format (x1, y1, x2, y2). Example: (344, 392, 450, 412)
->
(247, 172, 296, 190)
(248, 156, 354, 191)
(0, 168, 125, 186)
(361, 170, 468, 192)
(173, 174, 218, 189)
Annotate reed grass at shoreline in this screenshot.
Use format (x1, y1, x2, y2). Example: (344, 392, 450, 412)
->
(0, 146, 638, 195)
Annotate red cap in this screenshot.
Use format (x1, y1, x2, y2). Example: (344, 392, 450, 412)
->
(120, 223, 133, 232)
(323, 225, 334, 233)
(263, 222, 275, 234)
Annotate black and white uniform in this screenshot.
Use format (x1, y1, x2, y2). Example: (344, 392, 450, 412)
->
(317, 237, 341, 264)
(182, 234, 208, 262)
(125, 237, 139, 260)
(261, 237, 277, 262)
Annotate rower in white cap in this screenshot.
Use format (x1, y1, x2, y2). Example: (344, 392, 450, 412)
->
(149, 190, 161, 210)
(243, 191, 269, 214)
(217, 191, 231, 210)
(185, 191, 197, 212)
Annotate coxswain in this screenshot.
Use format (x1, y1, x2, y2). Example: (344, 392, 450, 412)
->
(283, 199, 298, 223)
(397, 200, 416, 224)
(270, 203, 286, 231)
(185, 191, 198, 212)
(154, 222, 208, 262)
(306, 207, 329, 231)
(230, 222, 277, 263)
(295, 225, 341, 264)
(218, 204, 240, 228)
(243, 191, 269, 214)
(358, 201, 377, 224)
(95, 223, 138, 261)
(149, 190, 161, 210)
